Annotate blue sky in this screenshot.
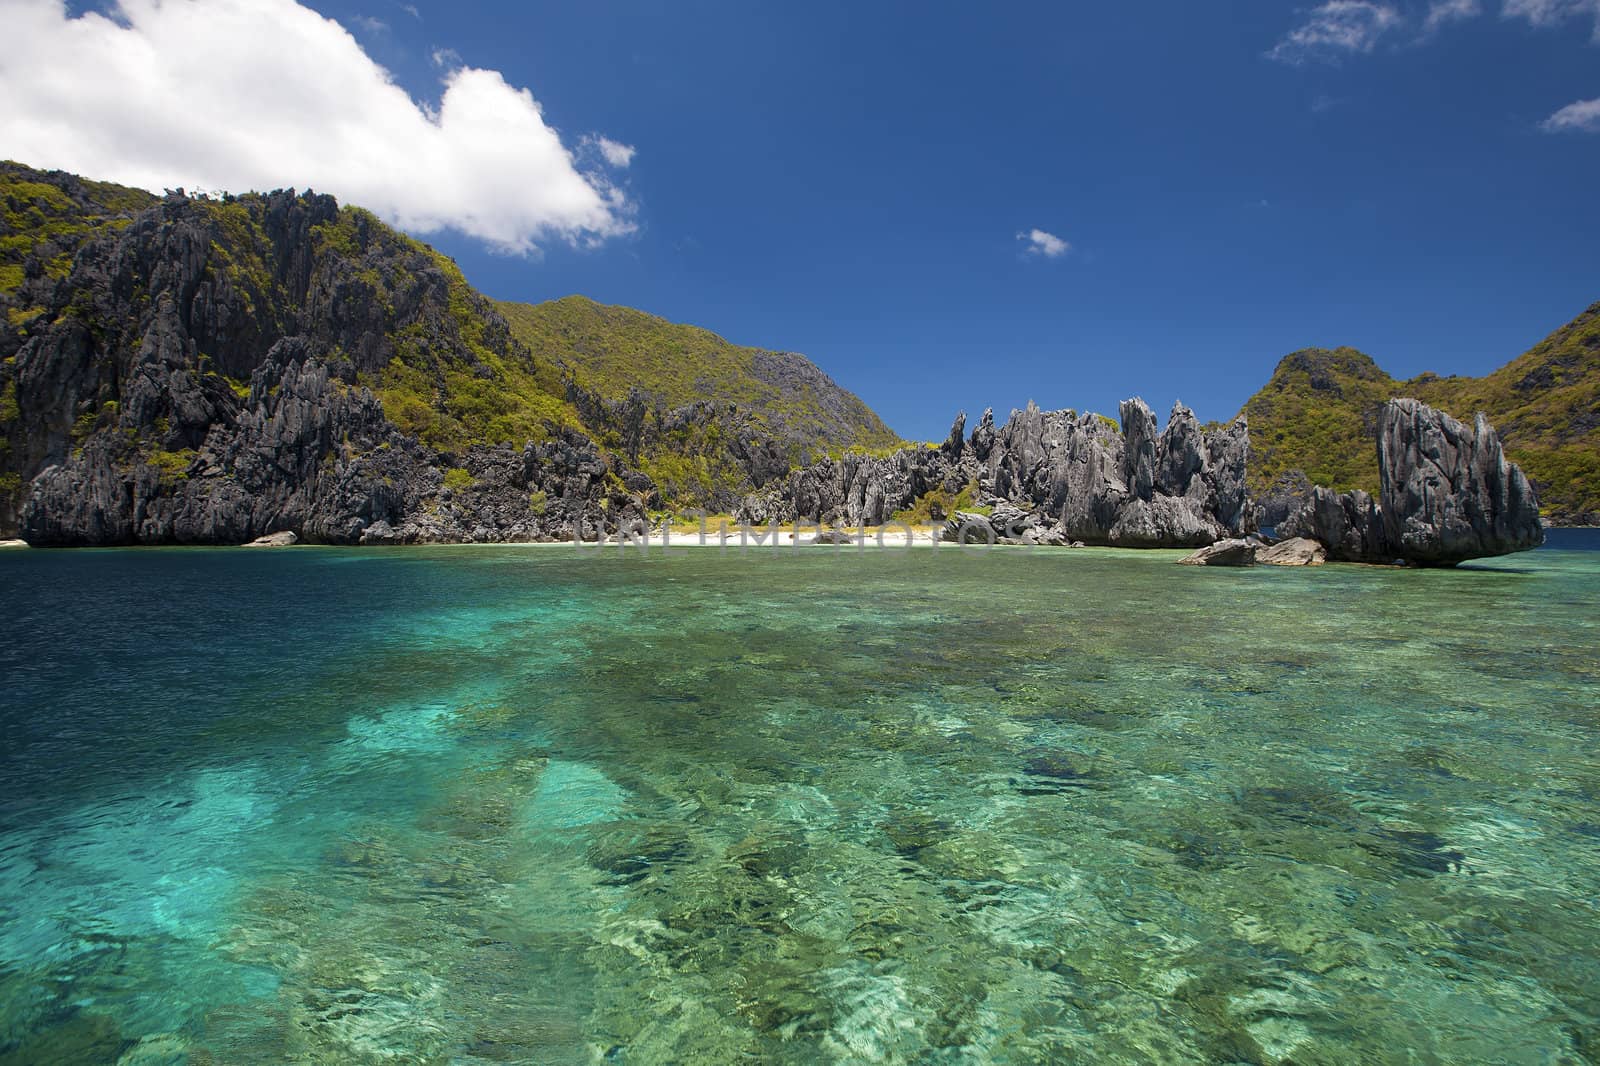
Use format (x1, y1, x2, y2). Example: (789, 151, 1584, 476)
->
(12, 1, 1600, 440)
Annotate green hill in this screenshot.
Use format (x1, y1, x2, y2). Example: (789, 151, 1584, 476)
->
(1239, 303, 1600, 524)
(496, 295, 901, 458)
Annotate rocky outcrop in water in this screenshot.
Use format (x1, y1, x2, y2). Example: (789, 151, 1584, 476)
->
(1279, 399, 1543, 565)
(742, 399, 1254, 548)
(1377, 398, 1545, 565)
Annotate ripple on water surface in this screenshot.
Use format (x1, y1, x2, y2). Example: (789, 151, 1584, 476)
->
(0, 539, 1598, 1063)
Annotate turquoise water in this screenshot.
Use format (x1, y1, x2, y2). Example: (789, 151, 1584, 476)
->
(1, 534, 1598, 1063)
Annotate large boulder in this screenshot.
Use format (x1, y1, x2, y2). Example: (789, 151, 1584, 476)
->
(1258, 536, 1326, 566)
(242, 531, 297, 547)
(1179, 538, 1256, 566)
(941, 510, 997, 544)
(1378, 398, 1544, 565)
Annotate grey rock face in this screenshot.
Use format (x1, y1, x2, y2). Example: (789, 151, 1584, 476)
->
(5, 178, 653, 546)
(1179, 539, 1256, 566)
(743, 398, 1253, 550)
(1281, 398, 1543, 565)
(1278, 486, 1391, 564)
(1255, 470, 1315, 530)
(1377, 398, 1544, 565)
(1258, 536, 1327, 566)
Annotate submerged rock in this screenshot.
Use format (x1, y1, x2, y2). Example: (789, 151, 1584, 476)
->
(1258, 536, 1326, 566)
(1179, 538, 1257, 566)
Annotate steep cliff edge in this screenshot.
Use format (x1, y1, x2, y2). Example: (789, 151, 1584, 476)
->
(1, 163, 915, 542)
(0, 163, 644, 543)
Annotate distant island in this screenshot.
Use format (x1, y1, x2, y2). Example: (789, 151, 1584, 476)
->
(0, 162, 1587, 559)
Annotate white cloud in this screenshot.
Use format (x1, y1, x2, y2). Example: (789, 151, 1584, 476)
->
(1017, 229, 1070, 258)
(1542, 96, 1600, 130)
(0, 0, 636, 254)
(1268, 1, 1404, 64)
(589, 136, 636, 169)
(1424, 0, 1482, 32)
(1503, 0, 1600, 37)
(350, 13, 387, 34)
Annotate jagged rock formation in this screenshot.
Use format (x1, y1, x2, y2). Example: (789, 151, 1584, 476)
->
(1377, 398, 1544, 564)
(564, 381, 795, 514)
(1280, 399, 1543, 565)
(1255, 470, 1315, 530)
(1240, 301, 1600, 526)
(0, 165, 715, 544)
(1278, 486, 1391, 564)
(16, 327, 646, 546)
(742, 399, 1254, 548)
(0, 163, 907, 545)
(0, 164, 1563, 556)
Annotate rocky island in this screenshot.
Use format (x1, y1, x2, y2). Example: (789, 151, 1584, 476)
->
(0, 164, 1563, 565)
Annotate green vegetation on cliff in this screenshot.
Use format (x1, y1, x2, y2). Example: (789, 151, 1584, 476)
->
(0, 163, 907, 531)
(1241, 347, 1397, 496)
(1, 166, 154, 298)
(1239, 303, 1600, 522)
(497, 295, 901, 456)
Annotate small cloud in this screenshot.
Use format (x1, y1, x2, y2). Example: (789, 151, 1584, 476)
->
(1424, 0, 1482, 32)
(1503, 0, 1600, 39)
(350, 14, 388, 35)
(588, 135, 636, 169)
(1268, 1, 1404, 64)
(430, 47, 460, 68)
(400, 2, 421, 19)
(1017, 228, 1070, 258)
(1542, 96, 1600, 132)
(1311, 93, 1342, 112)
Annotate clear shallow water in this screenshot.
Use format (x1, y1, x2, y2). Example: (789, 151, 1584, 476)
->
(1, 534, 1598, 1064)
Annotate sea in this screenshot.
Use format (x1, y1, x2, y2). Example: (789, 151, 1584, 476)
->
(2, 530, 1597, 1063)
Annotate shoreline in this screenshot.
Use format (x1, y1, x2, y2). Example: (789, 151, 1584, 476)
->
(3, 528, 1594, 553)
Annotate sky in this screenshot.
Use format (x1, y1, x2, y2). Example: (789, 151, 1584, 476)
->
(3, 0, 1599, 441)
